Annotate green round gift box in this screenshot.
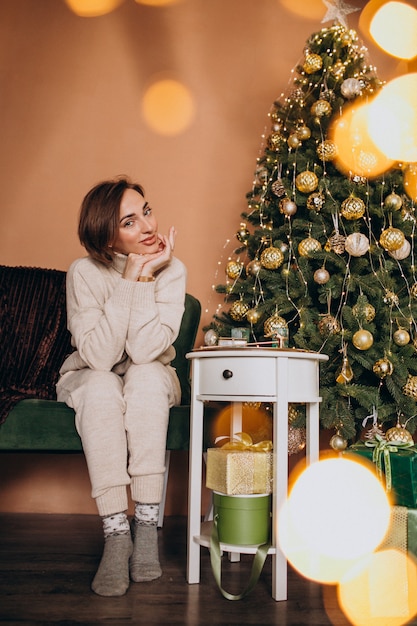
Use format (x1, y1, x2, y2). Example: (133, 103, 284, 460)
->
(213, 491, 271, 545)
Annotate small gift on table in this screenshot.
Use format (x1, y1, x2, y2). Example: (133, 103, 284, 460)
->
(344, 435, 417, 508)
(206, 432, 273, 495)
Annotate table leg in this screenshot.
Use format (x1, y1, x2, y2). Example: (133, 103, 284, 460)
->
(187, 396, 204, 584)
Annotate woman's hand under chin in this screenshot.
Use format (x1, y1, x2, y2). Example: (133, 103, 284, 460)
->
(122, 227, 177, 281)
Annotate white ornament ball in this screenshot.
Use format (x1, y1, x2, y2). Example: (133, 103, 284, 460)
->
(204, 329, 218, 346)
(341, 78, 362, 99)
(314, 267, 330, 284)
(344, 233, 370, 257)
(389, 238, 411, 261)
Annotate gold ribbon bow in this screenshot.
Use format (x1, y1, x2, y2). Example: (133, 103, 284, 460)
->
(215, 432, 273, 452)
(365, 434, 414, 492)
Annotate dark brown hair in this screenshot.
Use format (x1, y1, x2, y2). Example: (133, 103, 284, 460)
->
(78, 177, 145, 265)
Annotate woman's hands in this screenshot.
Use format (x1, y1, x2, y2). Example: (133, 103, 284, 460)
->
(122, 226, 177, 282)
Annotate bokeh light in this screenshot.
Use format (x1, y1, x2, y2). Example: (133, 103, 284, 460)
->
(404, 163, 417, 202)
(368, 73, 417, 163)
(330, 102, 394, 178)
(141, 78, 195, 136)
(278, 457, 391, 584)
(135, 0, 184, 6)
(278, 0, 326, 21)
(338, 549, 417, 626)
(360, 0, 417, 60)
(65, 0, 124, 17)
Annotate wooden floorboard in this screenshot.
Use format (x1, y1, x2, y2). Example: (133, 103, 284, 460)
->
(0, 513, 393, 625)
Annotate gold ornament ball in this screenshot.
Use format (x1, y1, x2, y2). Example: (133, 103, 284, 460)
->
(271, 178, 285, 197)
(279, 198, 297, 216)
(318, 314, 341, 335)
(288, 133, 301, 149)
(264, 313, 287, 337)
(269, 132, 283, 150)
(325, 232, 346, 254)
(236, 223, 250, 244)
(226, 260, 243, 279)
(380, 227, 405, 252)
(317, 140, 338, 162)
(403, 375, 417, 400)
(352, 302, 375, 323)
(344, 233, 370, 257)
(298, 237, 322, 256)
(307, 191, 325, 211)
(288, 426, 306, 455)
(311, 99, 332, 118)
(246, 308, 261, 325)
(411, 283, 417, 299)
(297, 125, 311, 141)
(384, 192, 403, 211)
(246, 258, 262, 277)
(372, 358, 394, 378)
(260, 246, 284, 270)
(295, 170, 319, 193)
(394, 328, 410, 346)
(229, 300, 250, 322)
(341, 196, 365, 220)
(330, 433, 348, 451)
(303, 53, 323, 74)
(386, 425, 413, 444)
(352, 329, 373, 350)
(314, 267, 330, 284)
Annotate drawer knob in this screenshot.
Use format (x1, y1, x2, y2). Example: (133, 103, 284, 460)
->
(222, 369, 233, 379)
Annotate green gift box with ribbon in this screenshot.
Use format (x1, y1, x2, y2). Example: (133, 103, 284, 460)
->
(345, 438, 417, 508)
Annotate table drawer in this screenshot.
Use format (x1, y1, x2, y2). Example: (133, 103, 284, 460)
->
(197, 357, 276, 396)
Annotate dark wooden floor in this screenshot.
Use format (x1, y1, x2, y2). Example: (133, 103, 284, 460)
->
(0, 513, 396, 626)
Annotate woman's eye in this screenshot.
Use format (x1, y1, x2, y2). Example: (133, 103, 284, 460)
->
(144, 206, 152, 216)
(124, 220, 134, 227)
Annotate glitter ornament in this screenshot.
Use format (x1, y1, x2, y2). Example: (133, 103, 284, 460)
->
(271, 178, 286, 197)
(389, 238, 411, 260)
(310, 99, 332, 117)
(313, 267, 330, 284)
(260, 246, 284, 269)
(403, 375, 417, 400)
(325, 232, 346, 254)
(411, 283, 417, 299)
(384, 290, 399, 306)
(288, 426, 306, 455)
(236, 223, 250, 245)
(269, 132, 283, 150)
(246, 258, 262, 277)
(352, 302, 375, 323)
(288, 404, 299, 424)
(330, 431, 348, 451)
(384, 192, 403, 211)
(372, 358, 393, 378)
(352, 329, 374, 350)
(298, 236, 322, 256)
(279, 197, 297, 216)
(246, 308, 261, 325)
(204, 329, 218, 346)
(341, 196, 365, 220)
(341, 77, 362, 99)
(297, 125, 311, 141)
(303, 53, 323, 74)
(295, 170, 319, 193)
(317, 140, 338, 161)
(307, 191, 325, 211)
(229, 299, 250, 322)
(264, 313, 288, 337)
(386, 423, 414, 444)
(393, 328, 410, 346)
(318, 314, 341, 335)
(344, 232, 370, 257)
(226, 260, 244, 279)
(379, 227, 405, 252)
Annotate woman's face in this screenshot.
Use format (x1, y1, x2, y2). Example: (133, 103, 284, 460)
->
(111, 188, 159, 255)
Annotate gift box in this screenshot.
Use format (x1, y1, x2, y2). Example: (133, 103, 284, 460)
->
(345, 441, 417, 508)
(213, 492, 271, 545)
(381, 506, 417, 559)
(206, 435, 273, 495)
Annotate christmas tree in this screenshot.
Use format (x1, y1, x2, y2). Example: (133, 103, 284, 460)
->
(205, 17, 417, 445)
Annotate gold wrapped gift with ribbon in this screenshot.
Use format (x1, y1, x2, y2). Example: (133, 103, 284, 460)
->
(206, 433, 273, 495)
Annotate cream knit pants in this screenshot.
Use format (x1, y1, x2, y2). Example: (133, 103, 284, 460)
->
(57, 362, 180, 516)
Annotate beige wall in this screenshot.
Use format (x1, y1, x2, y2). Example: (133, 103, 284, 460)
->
(0, 0, 398, 514)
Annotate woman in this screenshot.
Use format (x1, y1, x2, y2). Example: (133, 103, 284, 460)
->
(57, 177, 187, 596)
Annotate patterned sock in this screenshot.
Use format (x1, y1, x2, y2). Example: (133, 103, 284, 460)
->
(130, 503, 161, 582)
(91, 512, 132, 597)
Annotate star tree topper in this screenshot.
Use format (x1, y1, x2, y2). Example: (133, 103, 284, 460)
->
(321, 0, 360, 28)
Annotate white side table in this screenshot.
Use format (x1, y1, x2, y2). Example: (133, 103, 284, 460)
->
(186, 348, 328, 601)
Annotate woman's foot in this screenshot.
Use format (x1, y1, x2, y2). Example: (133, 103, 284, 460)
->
(92, 534, 133, 596)
(130, 520, 162, 582)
